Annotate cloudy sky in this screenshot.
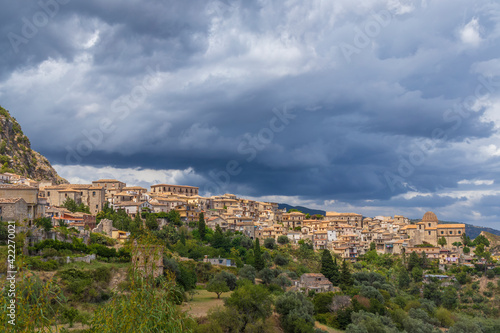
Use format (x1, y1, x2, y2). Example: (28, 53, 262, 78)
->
(1, 0, 500, 228)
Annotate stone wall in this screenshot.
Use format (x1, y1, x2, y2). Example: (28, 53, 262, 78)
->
(0, 186, 38, 204)
(0, 199, 28, 222)
(41, 254, 96, 264)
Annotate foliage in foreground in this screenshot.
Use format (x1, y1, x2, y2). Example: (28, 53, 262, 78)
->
(89, 273, 195, 332)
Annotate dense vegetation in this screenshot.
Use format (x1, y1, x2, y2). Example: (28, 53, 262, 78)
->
(1, 210, 499, 332)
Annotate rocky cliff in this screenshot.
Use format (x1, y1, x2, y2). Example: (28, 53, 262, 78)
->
(0, 105, 68, 184)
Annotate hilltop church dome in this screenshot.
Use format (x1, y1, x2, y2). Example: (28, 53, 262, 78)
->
(422, 211, 438, 222)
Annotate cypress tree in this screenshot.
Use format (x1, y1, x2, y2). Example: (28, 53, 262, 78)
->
(408, 251, 420, 271)
(340, 260, 353, 288)
(198, 212, 206, 241)
(398, 268, 410, 289)
(212, 225, 224, 248)
(253, 238, 265, 271)
(332, 257, 340, 285)
(420, 251, 428, 269)
(179, 230, 186, 246)
(320, 250, 340, 285)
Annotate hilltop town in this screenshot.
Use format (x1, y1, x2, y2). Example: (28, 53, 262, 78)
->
(2, 172, 490, 268)
(1, 172, 500, 332)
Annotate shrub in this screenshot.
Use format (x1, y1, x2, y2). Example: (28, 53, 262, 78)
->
(456, 271, 468, 285)
(41, 248, 59, 258)
(90, 233, 116, 246)
(360, 285, 384, 304)
(472, 294, 485, 303)
(275, 291, 315, 333)
(313, 292, 334, 314)
(485, 269, 495, 279)
(263, 238, 276, 249)
(62, 307, 79, 328)
(90, 276, 195, 332)
(239, 265, 256, 283)
(277, 235, 290, 245)
(89, 244, 117, 258)
(274, 254, 289, 266)
(93, 267, 112, 284)
(26, 257, 60, 271)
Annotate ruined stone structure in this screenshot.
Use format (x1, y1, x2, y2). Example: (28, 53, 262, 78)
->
(297, 273, 335, 293)
(131, 244, 164, 279)
(92, 219, 113, 237)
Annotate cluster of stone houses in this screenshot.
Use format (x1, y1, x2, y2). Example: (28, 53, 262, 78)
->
(0, 174, 473, 267)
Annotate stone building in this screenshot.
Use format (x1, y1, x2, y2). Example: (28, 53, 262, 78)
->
(297, 273, 334, 293)
(407, 211, 465, 249)
(0, 198, 28, 222)
(203, 255, 236, 267)
(282, 211, 305, 229)
(324, 212, 364, 228)
(43, 184, 105, 215)
(92, 179, 126, 193)
(150, 184, 199, 196)
(0, 184, 45, 225)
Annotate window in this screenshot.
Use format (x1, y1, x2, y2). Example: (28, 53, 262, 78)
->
(449, 231, 452, 234)
(428, 231, 431, 235)
(441, 231, 444, 234)
(92, 191, 96, 197)
(458, 231, 461, 234)
(428, 223, 431, 227)
(47, 191, 50, 197)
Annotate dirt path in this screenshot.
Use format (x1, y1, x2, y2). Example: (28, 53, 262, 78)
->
(315, 321, 344, 333)
(109, 267, 128, 291)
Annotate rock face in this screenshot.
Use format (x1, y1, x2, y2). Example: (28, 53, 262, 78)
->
(0, 105, 68, 184)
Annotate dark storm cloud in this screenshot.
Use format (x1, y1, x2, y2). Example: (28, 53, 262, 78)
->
(2, 0, 500, 225)
(356, 195, 468, 209)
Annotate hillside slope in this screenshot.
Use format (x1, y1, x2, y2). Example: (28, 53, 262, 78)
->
(481, 231, 500, 255)
(0, 105, 67, 184)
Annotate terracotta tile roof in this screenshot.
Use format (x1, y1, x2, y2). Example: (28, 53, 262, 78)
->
(151, 184, 198, 188)
(0, 184, 37, 189)
(437, 224, 466, 228)
(115, 201, 143, 206)
(302, 273, 325, 277)
(93, 179, 124, 183)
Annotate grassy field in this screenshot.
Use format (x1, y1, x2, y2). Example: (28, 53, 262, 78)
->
(182, 289, 233, 317)
(62, 260, 130, 271)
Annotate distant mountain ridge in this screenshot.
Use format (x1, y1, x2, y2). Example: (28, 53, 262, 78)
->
(0, 105, 67, 184)
(279, 203, 500, 239)
(278, 204, 326, 216)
